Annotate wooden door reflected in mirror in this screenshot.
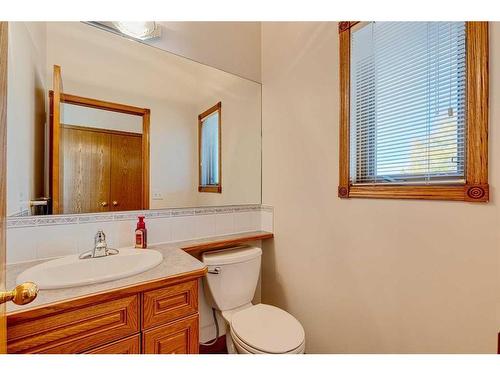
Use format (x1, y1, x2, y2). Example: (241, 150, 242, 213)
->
(49, 65, 150, 215)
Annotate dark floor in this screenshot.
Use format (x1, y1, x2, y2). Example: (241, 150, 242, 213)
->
(199, 335, 228, 354)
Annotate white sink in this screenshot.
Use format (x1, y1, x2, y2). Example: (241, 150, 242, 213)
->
(17, 248, 163, 290)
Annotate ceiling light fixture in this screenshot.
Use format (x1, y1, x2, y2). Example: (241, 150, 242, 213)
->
(111, 21, 160, 40)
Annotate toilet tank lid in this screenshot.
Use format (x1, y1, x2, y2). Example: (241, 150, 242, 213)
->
(202, 246, 262, 265)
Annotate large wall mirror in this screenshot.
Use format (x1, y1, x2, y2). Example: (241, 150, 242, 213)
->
(7, 22, 262, 216)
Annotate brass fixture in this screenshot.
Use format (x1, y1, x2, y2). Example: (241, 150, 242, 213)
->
(0, 282, 39, 305)
(101, 201, 108, 207)
(112, 201, 118, 206)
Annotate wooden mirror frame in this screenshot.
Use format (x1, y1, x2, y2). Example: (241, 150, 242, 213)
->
(49, 65, 150, 213)
(338, 21, 489, 202)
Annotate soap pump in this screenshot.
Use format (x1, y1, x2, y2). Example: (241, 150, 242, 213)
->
(135, 215, 147, 249)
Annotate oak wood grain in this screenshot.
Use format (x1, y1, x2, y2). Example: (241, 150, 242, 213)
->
(110, 133, 143, 211)
(338, 26, 350, 198)
(60, 93, 149, 116)
(142, 314, 199, 354)
(465, 22, 489, 201)
(62, 126, 111, 213)
(49, 66, 62, 213)
(142, 279, 198, 330)
(7, 295, 139, 354)
(84, 334, 140, 354)
(181, 231, 274, 255)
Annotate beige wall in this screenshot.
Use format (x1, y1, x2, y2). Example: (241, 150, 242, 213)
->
(261, 22, 500, 353)
(7, 22, 47, 216)
(149, 22, 262, 83)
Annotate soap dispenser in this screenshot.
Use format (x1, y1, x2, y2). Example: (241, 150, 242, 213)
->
(135, 215, 147, 249)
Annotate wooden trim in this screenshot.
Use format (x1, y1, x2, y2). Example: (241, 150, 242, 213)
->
(50, 66, 62, 213)
(198, 102, 222, 194)
(59, 92, 149, 116)
(338, 21, 489, 202)
(465, 22, 489, 201)
(84, 334, 140, 354)
(8, 295, 139, 354)
(181, 231, 274, 255)
(142, 314, 199, 354)
(338, 25, 351, 199)
(49, 84, 151, 211)
(62, 124, 142, 137)
(338, 21, 359, 33)
(198, 185, 222, 193)
(142, 279, 198, 330)
(0, 21, 7, 354)
(142, 109, 150, 209)
(349, 185, 467, 201)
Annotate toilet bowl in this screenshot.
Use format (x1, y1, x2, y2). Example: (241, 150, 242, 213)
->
(202, 246, 305, 354)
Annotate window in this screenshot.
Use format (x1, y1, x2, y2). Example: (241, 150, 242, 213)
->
(198, 102, 221, 193)
(338, 22, 489, 202)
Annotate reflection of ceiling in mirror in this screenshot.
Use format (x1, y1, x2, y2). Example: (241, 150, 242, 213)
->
(86, 21, 262, 83)
(86, 21, 161, 41)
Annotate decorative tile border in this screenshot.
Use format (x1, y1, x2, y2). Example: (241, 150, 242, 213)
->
(7, 204, 267, 228)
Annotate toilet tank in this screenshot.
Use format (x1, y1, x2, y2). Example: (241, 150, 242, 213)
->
(202, 246, 262, 312)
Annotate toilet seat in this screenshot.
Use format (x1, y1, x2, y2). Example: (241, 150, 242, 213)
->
(230, 329, 306, 354)
(229, 304, 305, 354)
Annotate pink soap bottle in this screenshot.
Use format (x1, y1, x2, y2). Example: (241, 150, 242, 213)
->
(135, 215, 147, 249)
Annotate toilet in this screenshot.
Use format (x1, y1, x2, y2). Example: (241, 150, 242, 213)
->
(202, 246, 305, 354)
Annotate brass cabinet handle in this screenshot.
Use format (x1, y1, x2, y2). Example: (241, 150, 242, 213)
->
(101, 201, 108, 207)
(0, 282, 39, 306)
(112, 201, 118, 206)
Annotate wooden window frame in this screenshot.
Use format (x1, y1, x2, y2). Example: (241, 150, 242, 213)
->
(198, 102, 222, 194)
(338, 21, 489, 202)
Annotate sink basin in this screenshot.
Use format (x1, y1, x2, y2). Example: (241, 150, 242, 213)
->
(17, 248, 163, 290)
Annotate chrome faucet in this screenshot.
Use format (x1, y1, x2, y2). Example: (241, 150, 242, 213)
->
(79, 230, 119, 259)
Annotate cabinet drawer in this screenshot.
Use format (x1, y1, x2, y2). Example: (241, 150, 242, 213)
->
(8, 295, 139, 354)
(84, 334, 140, 354)
(142, 280, 198, 329)
(142, 314, 199, 354)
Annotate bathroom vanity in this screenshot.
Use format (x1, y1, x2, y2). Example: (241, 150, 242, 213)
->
(5, 232, 273, 354)
(6, 245, 206, 354)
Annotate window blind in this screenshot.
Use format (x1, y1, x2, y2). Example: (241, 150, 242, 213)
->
(350, 22, 466, 185)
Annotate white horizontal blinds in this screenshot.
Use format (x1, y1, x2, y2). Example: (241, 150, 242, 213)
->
(350, 22, 466, 185)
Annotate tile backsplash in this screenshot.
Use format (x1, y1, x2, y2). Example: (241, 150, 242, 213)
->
(6, 204, 274, 264)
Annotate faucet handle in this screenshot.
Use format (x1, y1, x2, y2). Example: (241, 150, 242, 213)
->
(95, 230, 107, 246)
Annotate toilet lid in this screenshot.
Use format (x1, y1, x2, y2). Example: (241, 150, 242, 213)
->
(230, 304, 305, 354)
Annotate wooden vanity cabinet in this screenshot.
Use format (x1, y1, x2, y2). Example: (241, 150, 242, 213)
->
(7, 277, 201, 354)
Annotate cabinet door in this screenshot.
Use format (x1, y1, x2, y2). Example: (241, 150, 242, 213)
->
(62, 126, 111, 214)
(142, 315, 199, 354)
(84, 335, 140, 354)
(110, 133, 143, 211)
(8, 295, 140, 354)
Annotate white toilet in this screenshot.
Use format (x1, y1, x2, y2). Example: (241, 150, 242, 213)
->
(202, 246, 305, 354)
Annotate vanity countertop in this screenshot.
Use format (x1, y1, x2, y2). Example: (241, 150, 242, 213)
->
(6, 230, 273, 315)
(6, 244, 206, 314)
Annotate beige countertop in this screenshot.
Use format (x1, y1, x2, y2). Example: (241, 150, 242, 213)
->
(6, 243, 205, 314)
(5, 231, 273, 315)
